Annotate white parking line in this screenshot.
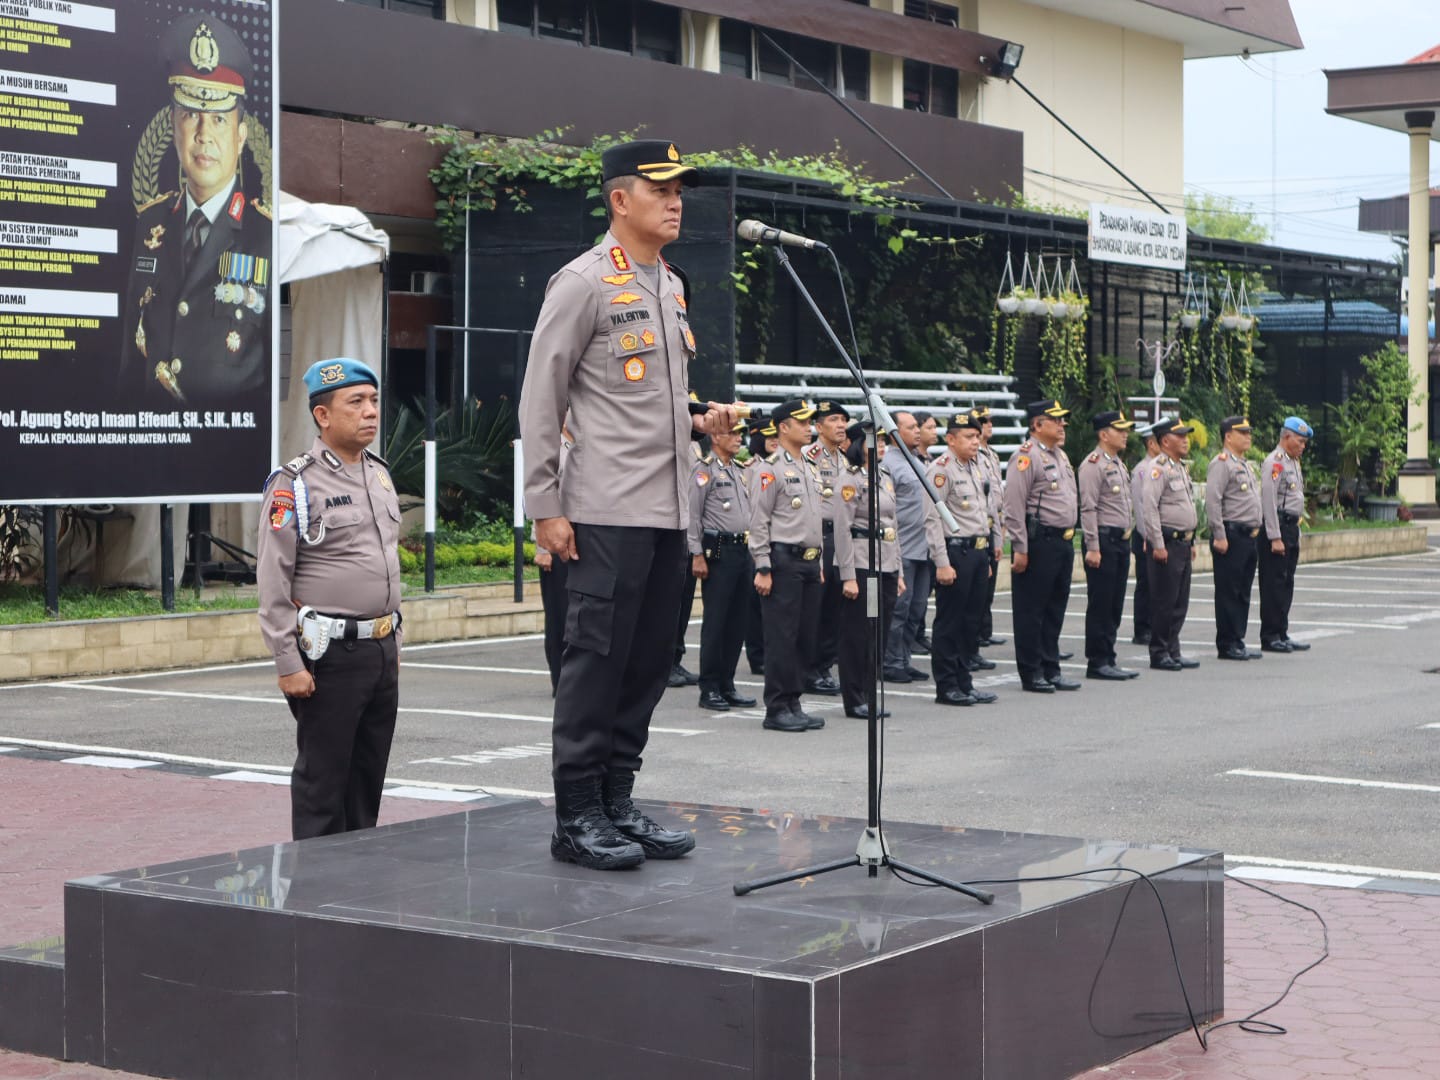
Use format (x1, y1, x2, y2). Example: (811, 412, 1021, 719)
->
(1228, 853, 1440, 883)
(62, 755, 162, 770)
(1227, 768, 1440, 794)
(1229, 866, 1376, 888)
(404, 662, 552, 675)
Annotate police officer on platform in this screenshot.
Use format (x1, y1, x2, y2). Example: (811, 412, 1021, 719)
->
(256, 359, 402, 841)
(1206, 416, 1264, 660)
(1142, 418, 1201, 671)
(802, 401, 850, 694)
(689, 417, 757, 711)
(1078, 411, 1139, 680)
(1003, 400, 1081, 693)
(1260, 416, 1314, 653)
(751, 400, 840, 732)
(520, 139, 737, 871)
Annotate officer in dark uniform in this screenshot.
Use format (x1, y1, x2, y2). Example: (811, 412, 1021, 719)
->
(1142, 418, 1201, 671)
(1205, 416, 1264, 660)
(1260, 416, 1314, 653)
(256, 359, 402, 840)
(520, 140, 737, 870)
(743, 416, 778, 675)
(118, 13, 271, 412)
(750, 400, 843, 732)
(689, 417, 756, 711)
(1078, 411, 1139, 680)
(802, 401, 850, 694)
(1002, 401, 1081, 693)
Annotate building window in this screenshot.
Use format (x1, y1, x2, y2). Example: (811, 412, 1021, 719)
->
(903, 60, 958, 116)
(904, 0, 959, 27)
(719, 20, 751, 78)
(345, 0, 444, 16)
(723, 23, 865, 100)
(495, 0, 679, 61)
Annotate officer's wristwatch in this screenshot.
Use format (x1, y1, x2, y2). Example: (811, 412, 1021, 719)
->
(756, 566, 771, 574)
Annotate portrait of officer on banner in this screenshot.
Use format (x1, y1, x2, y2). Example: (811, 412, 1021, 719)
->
(117, 11, 274, 411)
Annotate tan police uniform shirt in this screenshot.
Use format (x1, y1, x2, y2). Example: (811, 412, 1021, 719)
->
(922, 452, 991, 570)
(838, 462, 899, 577)
(748, 450, 838, 566)
(519, 233, 695, 529)
(1205, 451, 1262, 537)
(688, 455, 751, 556)
(1262, 445, 1305, 542)
(802, 440, 845, 526)
(1078, 445, 1133, 550)
(1131, 453, 1156, 542)
(256, 438, 403, 677)
(977, 442, 1005, 550)
(1141, 454, 1198, 551)
(1002, 438, 1078, 555)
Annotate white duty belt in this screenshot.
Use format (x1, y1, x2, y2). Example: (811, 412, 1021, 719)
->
(295, 606, 399, 661)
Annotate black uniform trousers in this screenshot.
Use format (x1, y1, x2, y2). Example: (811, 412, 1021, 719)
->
(553, 524, 686, 783)
(1147, 539, 1193, 662)
(979, 550, 1000, 641)
(1212, 525, 1259, 652)
(1012, 531, 1074, 684)
(1130, 530, 1151, 639)
(698, 540, 753, 695)
(673, 569, 698, 666)
(744, 587, 766, 672)
(807, 522, 842, 678)
(838, 568, 898, 713)
(288, 634, 399, 841)
(1083, 529, 1131, 668)
(933, 542, 989, 696)
(762, 547, 822, 716)
(1259, 520, 1301, 645)
(538, 558, 570, 694)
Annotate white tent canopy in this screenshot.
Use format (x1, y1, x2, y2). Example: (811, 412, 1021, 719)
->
(95, 193, 391, 588)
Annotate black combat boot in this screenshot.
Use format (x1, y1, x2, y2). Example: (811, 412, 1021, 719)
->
(551, 777, 645, 871)
(602, 770, 696, 860)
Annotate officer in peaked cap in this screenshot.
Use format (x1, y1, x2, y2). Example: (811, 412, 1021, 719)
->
(1002, 400, 1080, 693)
(742, 416, 780, 676)
(970, 406, 1007, 649)
(255, 359, 403, 841)
(801, 400, 851, 695)
(1078, 411, 1139, 680)
(1206, 416, 1264, 660)
(118, 11, 272, 411)
(1142, 417, 1201, 671)
(1259, 415, 1313, 653)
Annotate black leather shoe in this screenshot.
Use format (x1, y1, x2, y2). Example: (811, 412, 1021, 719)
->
(722, 689, 757, 707)
(674, 663, 699, 685)
(1058, 651, 1074, 661)
(1150, 656, 1183, 671)
(979, 636, 1007, 647)
(763, 711, 809, 732)
(1131, 632, 1151, 645)
(969, 689, 998, 704)
(1175, 656, 1200, 669)
(845, 704, 891, 719)
(1021, 679, 1056, 693)
(911, 636, 932, 655)
(934, 689, 976, 706)
(1261, 640, 1293, 653)
(1087, 664, 1131, 681)
(602, 771, 695, 860)
(1119, 667, 1140, 679)
(965, 656, 997, 671)
(666, 667, 687, 688)
(803, 676, 841, 695)
(698, 690, 731, 711)
(1217, 647, 1250, 661)
(791, 706, 826, 730)
(904, 666, 930, 682)
(1244, 649, 1263, 660)
(882, 668, 912, 684)
(1048, 675, 1081, 691)
(1282, 638, 1310, 651)
(551, 778, 646, 871)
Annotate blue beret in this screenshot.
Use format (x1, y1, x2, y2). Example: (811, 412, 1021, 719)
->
(304, 358, 378, 400)
(1282, 416, 1313, 439)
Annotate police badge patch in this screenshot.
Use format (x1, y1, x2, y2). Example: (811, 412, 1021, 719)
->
(269, 490, 296, 530)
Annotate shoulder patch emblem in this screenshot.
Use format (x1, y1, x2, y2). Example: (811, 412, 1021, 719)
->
(933, 473, 946, 487)
(1271, 461, 1284, 479)
(610, 292, 643, 306)
(1015, 456, 1030, 471)
(619, 331, 639, 351)
(1151, 467, 1162, 479)
(674, 292, 687, 310)
(602, 273, 635, 287)
(760, 471, 775, 491)
(269, 490, 295, 531)
(841, 485, 857, 502)
(609, 246, 630, 272)
(696, 472, 710, 487)
(227, 191, 246, 222)
(623, 357, 646, 382)
(641, 328, 656, 347)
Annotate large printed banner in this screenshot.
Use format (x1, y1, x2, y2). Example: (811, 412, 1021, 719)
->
(0, 0, 278, 503)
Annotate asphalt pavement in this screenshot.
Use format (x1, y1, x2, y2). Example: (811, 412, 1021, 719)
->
(3, 545, 1438, 880)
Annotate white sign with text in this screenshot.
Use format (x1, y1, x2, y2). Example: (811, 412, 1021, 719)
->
(1088, 203, 1186, 272)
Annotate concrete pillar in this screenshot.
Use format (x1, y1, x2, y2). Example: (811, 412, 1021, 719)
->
(869, 0, 905, 108)
(1399, 110, 1437, 513)
(684, 12, 721, 72)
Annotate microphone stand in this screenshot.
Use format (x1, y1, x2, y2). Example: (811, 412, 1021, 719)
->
(733, 243, 994, 906)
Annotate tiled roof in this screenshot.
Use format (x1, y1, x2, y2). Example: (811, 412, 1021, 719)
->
(1406, 44, 1440, 64)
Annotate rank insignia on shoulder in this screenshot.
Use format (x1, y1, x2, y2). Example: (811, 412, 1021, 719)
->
(696, 472, 710, 487)
(228, 191, 246, 222)
(602, 273, 634, 286)
(1218, 452, 1228, 461)
(611, 292, 643, 306)
(1088, 454, 1098, 463)
(269, 490, 295, 531)
(1015, 456, 1030, 471)
(684, 328, 696, 350)
(144, 224, 165, 250)
(1019, 440, 1032, 451)
(377, 471, 391, 491)
(673, 292, 687, 310)
(609, 246, 630, 272)
(936, 454, 949, 466)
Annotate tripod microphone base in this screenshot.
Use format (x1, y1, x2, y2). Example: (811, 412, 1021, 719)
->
(885, 856, 995, 905)
(734, 855, 860, 896)
(733, 836, 995, 905)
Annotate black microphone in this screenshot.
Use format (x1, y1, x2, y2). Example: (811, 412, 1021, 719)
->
(737, 219, 830, 252)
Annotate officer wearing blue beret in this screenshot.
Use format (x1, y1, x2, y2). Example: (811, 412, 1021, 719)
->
(118, 12, 272, 410)
(256, 358, 403, 840)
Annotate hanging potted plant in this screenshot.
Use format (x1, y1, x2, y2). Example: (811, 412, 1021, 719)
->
(1233, 278, 1254, 332)
(1217, 274, 1242, 330)
(995, 251, 1022, 314)
(1019, 254, 1046, 315)
(1178, 272, 1206, 330)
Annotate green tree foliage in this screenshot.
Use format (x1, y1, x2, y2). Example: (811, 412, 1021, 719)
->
(1184, 193, 1270, 244)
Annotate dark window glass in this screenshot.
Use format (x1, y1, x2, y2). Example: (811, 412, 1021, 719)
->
(348, 0, 385, 7)
(787, 34, 835, 92)
(633, 0, 679, 63)
(905, 0, 958, 26)
(719, 20, 751, 77)
(537, 0, 585, 44)
(497, 0, 533, 34)
(841, 45, 869, 101)
(903, 58, 928, 111)
(388, 0, 443, 15)
(756, 31, 791, 85)
(591, 0, 632, 51)
(930, 65, 958, 116)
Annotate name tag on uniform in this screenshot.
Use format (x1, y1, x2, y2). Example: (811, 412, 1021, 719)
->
(135, 256, 157, 274)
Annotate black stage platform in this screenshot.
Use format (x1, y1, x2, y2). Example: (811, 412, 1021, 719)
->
(26, 800, 1222, 1078)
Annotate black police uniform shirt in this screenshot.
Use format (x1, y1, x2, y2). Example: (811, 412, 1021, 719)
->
(118, 178, 272, 410)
